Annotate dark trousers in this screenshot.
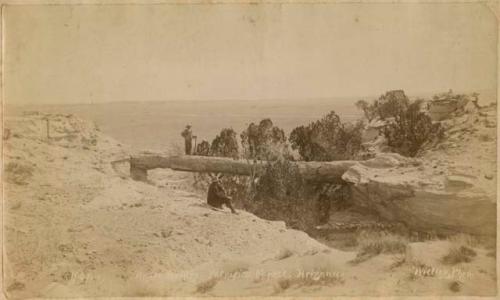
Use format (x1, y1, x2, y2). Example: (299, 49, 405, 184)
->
(185, 140, 192, 155)
(208, 195, 230, 209)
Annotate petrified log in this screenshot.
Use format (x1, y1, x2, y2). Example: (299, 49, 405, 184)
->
(342, 153, 497, 236)
(129, 154, 357, 183)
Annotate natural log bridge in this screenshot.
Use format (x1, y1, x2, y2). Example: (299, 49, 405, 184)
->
(129, 154, 358, 183)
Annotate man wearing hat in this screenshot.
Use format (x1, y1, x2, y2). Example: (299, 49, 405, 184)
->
(207, 174, 237, 214)
(181, 125, 194, 155)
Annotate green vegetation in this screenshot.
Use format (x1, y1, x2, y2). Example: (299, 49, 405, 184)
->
(240, 118, 290, 160)
(383, 99, 443, 157)
(250, 159, 318, 230)
(210, 128, 239, 159)
(356, 90, 443, 157)
(195, 140, 211, 156)
(189, 111, 363, 230)
(289, 111, 364, 161)
(192, 89, 448, 229)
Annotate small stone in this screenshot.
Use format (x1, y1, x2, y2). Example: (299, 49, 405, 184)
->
(58, 244, 73, 253)
(61, 271, 72, 281)
(449, 281, 462, 293)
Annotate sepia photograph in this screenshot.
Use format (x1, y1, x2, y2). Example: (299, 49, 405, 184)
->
(2, 1, 498, 298)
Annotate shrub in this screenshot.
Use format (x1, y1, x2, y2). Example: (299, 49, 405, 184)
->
(356, 90, 443, 157)
(194, 117, 355, 228)
(441, 246, 477, 265)
(250, 159, 317, 230)
(226, 158, 349, 231)
(351, 230, 409, 264)
(195, 140, 211, 156)
(218, 175, 252, 206)
(339, 120, 365, 158)
(240, 119, 290, 160)
(289, 111, 364, 161)
(355, 99, 377, 122)
(374, 90, 410, 120)
(383, 99, 443, 157)
(210, 128, 239, 159)
(356, 90, 410, 122)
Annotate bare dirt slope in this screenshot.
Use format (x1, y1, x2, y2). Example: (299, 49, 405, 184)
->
(3, 112, 496, 298)
(3, 112, 327, 297)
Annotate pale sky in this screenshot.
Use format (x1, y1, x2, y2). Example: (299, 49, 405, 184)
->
(4, 3, 498, 105)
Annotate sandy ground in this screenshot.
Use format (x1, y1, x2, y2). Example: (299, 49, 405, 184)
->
(2, 112, 497, 298)
(423, 107, 497, 201)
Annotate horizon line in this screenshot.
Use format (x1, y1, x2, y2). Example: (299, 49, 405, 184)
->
(5, 88, 494, 106)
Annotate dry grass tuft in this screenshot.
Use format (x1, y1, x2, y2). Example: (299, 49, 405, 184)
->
(351, 230, 408, 264)
(196, 277, 219, 294)
(5, 162, 34, 185)
(441, 246, 476, 265)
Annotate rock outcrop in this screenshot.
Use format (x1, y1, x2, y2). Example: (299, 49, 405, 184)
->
(343, 154, 495, 236)
(427, 90, 476, 121)
(342, 106, 497, 236)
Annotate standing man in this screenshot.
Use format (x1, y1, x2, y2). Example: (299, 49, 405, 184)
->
(181, 125, 194, 155)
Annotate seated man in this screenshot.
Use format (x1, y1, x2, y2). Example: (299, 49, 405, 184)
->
(207, 176, 237, 214)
